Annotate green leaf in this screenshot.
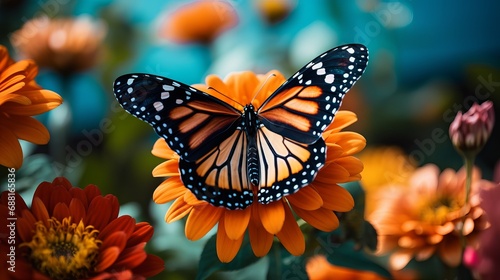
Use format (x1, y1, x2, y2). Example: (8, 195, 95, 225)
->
(196, 233, 261, 280)
(266, 244, 307, 280)
(319, 236, 392, 279)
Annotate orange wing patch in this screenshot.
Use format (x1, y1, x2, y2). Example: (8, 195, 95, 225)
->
(257, 126, 310, 188)
(195, 130, 249, 192)
(260, 86, 303, 111)
(259, 108, 311, 132)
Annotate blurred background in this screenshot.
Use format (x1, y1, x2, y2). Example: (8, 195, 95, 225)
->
(1, 0, 499, 279)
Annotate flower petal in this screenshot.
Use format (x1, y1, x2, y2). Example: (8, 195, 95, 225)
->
(100, 231, 127, 253)
(85, 196, 114, 231)
(3, 116, 49, 144)
(327, 132, 366, 156)
(216, 217, 244, 263)
(128, 222, 154, 246)
(151, 138, 177, 160)
(113, 242, 147, 268)
(312, 183, 354, 211)
(52, 202, 70, 221)
(31, 197, 50, 227)
(325, 110, 358, 133)
(248, 203, 273, 257)
(258, 200, 285, 234)
(98, 215, 135, 241)
(132, 254, 165, 277)
(165, 196, 193, 223)
(292, 206, 339, 232)
(152, 159, 179, 177)
(185, 204, 223, 240)
(285, 186, 323, 210)
(153, 177, 186, 203)
(68, 197, 86, 223)
(224, 207, 251, 240)
(96, 246, 120, 272)
(276, 205, 305, 255)
(0, 126, 23, 169)
(334, 156, 363, 176)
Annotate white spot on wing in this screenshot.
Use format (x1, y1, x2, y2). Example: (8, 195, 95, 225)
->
(153, 101, 164, 111)
(325, 74, 335, 84)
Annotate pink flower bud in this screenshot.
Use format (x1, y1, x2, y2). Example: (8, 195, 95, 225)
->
(449, 101, 495, 153)
(463, 246, 480, 268)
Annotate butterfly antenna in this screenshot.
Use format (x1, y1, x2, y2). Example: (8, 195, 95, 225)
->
(250, 73, 276, 105)
(207, 86, 244, 107)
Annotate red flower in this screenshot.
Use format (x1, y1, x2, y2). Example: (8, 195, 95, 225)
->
(0, 177, 164, 280)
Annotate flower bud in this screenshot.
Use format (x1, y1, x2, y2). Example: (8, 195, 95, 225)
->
(449, 101, 495, 154)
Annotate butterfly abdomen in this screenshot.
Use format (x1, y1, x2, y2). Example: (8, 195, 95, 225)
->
(247, 142, 259, 187)
(243, 105, 261, 187)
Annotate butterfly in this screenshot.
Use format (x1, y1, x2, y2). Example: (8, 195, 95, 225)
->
(114, 44, 368, 210)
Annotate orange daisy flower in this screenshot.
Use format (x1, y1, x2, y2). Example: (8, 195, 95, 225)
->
(159, 0, 238, 44)
(151, 70, 365, 262)
(0, 177, 164, 280)
(368, 164, 491, 270)
(0, 45, 62, 169)
(306, 255, 389, 280)
(10, 15, 106, 73)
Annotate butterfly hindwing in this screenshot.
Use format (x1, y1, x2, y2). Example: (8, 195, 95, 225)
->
(179, 129, 254, 209)
(113, 74, 242, 162)
(258, 44, 368, 144)
(255, 126, 326, 204)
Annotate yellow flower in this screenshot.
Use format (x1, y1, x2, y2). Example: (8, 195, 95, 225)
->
(151, 70, 365, 262)
(11, 15, 106, 73)
(368, 164, 491, 270)
(0, 45, 62, 169)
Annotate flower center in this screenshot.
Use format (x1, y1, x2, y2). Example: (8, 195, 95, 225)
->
(21, 217, 101, 280)
(420, 196, 461, 225)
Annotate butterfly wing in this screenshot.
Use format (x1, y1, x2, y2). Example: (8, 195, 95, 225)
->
(113, 74, 242, 162)
(179, 129, 254, 209)
(255, 125, 326, 204)
(258, 44, 369, 144)
(255, 44, 368, 203)
(114, 74, 254, 208)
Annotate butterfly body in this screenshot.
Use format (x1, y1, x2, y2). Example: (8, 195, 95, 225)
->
(114, 44, 368, 210)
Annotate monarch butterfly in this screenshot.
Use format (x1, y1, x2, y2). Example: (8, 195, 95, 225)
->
(114, 44, 368, 210)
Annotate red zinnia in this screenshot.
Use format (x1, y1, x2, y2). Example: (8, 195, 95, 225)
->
(0, 177, 164, 279)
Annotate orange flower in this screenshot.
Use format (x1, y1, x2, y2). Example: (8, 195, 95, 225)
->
(0, 45, 62, 169)
(0, 177, 164, 280)
(306, 255, 389, 280)
(151, 70, 365, 262)
(159, 0, 238, 44)
(11, 15, 106, 73)
(359, 146, 416, 216)
(368, 164, 491, 270)
(255, 0, 294, 24)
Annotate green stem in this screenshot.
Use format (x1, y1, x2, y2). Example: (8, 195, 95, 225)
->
(463, 153, 474, 206)
(460, 151, 475, 259)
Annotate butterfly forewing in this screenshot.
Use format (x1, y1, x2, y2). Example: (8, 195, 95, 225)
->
(113, 74, 242, 161)
(258, 44, 368, 144)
